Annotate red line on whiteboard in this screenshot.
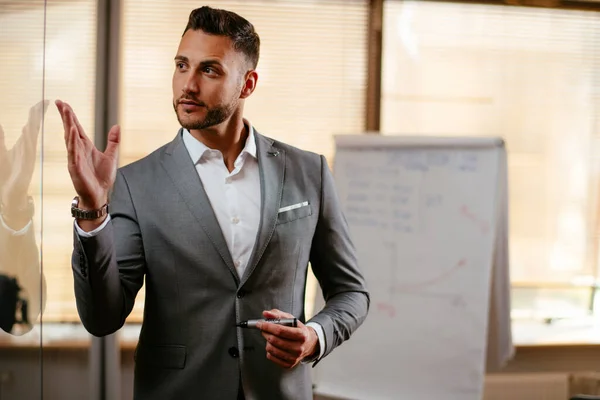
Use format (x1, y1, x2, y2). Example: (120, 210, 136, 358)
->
(460, 205, 490, 234)
(392, 258, 468, 292)
(376, 302, 396, 318)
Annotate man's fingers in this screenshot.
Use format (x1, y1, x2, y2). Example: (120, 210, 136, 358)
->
(266, 342, 297, 364)
(66, 125, 76, 161)
(260, 311, 310, 369)
(259, 322, 306, 341)
(67, 125, 80, 167)
(262, 309, 294, 320)
(263, 332, 301, 369)
(56, 100, 73, 144)
(104, 125, 121, 159)
(68, 104, 91, 142)
(261, 332, 302, 356)
(57, 101, 90, 147)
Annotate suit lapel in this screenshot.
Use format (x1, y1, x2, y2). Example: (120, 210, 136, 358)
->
(160, 129, 238, 282)
(241, 132, 285, 285)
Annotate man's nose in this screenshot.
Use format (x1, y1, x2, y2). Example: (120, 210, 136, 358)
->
(183, 74, 199, 94)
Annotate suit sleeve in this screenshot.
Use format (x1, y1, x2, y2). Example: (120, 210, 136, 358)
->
(307, 155, 370, 360)
(72, 169, 146, 336)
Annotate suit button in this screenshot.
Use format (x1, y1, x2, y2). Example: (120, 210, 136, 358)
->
(228, 347, 239, 358)
(237, 290, 245, 299)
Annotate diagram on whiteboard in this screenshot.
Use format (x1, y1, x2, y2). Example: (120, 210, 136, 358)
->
(375, 242, 469, 319)
(337, 149, 495, 322)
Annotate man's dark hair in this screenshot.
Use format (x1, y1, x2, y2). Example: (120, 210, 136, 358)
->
(184, 6, 260, 70)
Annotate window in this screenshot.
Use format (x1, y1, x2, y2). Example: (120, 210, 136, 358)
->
(119, 0, 369, 321)
(381, 0, 600, 321)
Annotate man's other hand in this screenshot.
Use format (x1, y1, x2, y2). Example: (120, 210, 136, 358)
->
(257, 309, 318, 369)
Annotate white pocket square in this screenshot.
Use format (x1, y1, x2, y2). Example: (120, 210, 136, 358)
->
(278, 201, 309, 214)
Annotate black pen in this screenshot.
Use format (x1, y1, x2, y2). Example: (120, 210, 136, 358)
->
(236, 318, 297, 329)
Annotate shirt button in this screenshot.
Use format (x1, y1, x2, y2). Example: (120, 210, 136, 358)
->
(228, 346, 239, 358)
(225, 177, 232, 184)
(231, 217, 240, 224)
(235, 260, 241, 267)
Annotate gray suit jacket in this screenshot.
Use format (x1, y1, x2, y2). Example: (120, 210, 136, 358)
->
(72, 129, 369, 400)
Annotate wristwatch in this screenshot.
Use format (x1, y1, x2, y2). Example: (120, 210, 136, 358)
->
(0, 196, 34, 220)
(71, 196, 109, 220)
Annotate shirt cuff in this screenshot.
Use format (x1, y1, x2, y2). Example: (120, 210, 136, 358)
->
(0, 214, 32, 236)
(74, 215, 111, 237)
(304, 321, 326, 363)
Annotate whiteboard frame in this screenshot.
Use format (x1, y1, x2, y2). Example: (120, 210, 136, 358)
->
(335, 134, 505, 149)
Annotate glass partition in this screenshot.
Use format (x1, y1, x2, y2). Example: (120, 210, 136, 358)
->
(0, 0, 98, 398)
(0, 1, 47, 398)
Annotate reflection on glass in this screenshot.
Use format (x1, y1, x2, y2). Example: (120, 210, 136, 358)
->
(0, 100, 47, 335)
(1, 0, 97, 398)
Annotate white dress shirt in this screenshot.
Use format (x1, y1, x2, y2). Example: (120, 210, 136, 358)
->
(181, 125, 261, 278)
(75, 122, 325, 361)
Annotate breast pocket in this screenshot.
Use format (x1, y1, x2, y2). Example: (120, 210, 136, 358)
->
(276, 202, 312, 225)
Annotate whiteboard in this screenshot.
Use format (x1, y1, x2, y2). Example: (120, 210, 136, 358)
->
(313, 135, 511, 400)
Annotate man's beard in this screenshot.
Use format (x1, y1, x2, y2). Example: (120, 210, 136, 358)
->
(173, 97, 237, 130)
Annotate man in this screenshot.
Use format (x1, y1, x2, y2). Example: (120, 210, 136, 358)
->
(56, 6, 368, 400)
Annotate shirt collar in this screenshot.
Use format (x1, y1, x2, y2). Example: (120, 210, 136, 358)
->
(182, 119, 257, 164)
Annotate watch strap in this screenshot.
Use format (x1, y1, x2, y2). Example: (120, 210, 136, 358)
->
(71, 196, 109, 220)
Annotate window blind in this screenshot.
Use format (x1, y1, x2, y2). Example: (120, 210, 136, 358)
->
(381, 1, 600, 286)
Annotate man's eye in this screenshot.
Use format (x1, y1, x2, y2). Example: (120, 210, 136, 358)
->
(203, 67, 215, 74)
(176, 63, 185, 69)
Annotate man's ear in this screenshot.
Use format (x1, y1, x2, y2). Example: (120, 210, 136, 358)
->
(240, 69, 258, 99)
